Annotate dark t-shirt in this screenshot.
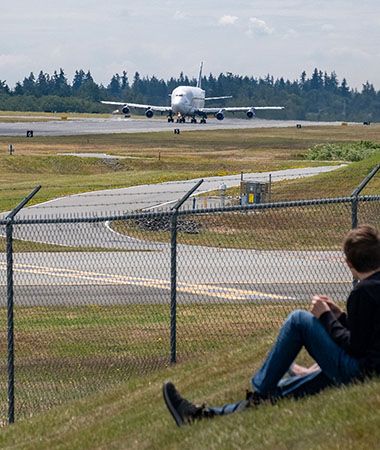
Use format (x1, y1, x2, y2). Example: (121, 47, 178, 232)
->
(319, 271, 380, 375)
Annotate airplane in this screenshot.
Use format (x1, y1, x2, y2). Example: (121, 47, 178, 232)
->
(101, 63, 284, 124)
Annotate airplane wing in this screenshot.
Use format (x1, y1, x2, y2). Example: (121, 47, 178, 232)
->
(197, 105, 284, 120)
(101, 101, 171, 113)
(204, 96, 232, 101)
(225, 106, 284, 112)
(200, 106, 284, 113)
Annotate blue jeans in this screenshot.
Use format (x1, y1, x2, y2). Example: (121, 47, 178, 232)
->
(208, 309, 361, 416)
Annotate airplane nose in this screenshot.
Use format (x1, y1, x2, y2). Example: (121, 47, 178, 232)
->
(172, 97, 187, 114)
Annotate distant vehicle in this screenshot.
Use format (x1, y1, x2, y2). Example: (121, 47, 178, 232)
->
(101, 63, 284, 123)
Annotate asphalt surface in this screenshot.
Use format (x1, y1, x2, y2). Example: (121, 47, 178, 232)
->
(0, 247, 353, 307)
(0, 116, 347, 137)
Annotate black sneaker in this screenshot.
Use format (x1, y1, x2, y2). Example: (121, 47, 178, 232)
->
(163, 382, 210, 427)
(246, 389, 276, 406)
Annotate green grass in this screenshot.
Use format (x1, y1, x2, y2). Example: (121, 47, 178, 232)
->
(271, 153, 380, 201)
(2, 124, 380, 212)
(0, 302, 295, 425)
(0, 336, 379, 449)
(0, 237, 149, 253)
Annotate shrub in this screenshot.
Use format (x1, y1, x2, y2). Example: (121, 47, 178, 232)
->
(308, 141, 380, 161)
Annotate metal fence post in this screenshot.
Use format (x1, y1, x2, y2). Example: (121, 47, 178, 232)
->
(5, 185, 41, 424)
(170, 210, 178, 364)
(6, 219, 15, 424)
(351, 197, 359, 287)
(169, 180, 203, 364)
(351, 196, 358, 230)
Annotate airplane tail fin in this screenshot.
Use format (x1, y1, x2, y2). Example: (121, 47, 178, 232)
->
(197, 62, 203, 88)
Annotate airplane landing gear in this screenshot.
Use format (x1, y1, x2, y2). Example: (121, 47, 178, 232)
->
(167, 115, 174, 123)
(200, 118, 207, 124)
(190, 118, 197, 123)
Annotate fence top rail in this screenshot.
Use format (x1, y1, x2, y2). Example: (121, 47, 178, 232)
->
(0, 194, 379, 225)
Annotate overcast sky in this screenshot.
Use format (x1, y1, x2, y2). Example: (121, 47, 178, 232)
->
(1, 0, 380, 90)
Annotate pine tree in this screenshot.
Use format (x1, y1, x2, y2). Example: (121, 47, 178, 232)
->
(22, 72, 36, 95)
(72, 70, 85, 91)
(108, 74, 121, 96)
(0, 80, 10, 95)
(121, 71, 129, 90)
(340, 78, 350, 97)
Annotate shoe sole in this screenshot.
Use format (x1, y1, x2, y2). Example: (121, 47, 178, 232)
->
(162, 383, 184, 427)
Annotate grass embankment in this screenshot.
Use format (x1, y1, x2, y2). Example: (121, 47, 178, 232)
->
(0, 302, 294, 425)
(0, 238, 143, 253)
(1, 124, 380, 212)
(271, 153, 380, 201)
(0, 335, 379, 449)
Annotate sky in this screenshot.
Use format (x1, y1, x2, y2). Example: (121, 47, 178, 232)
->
(1, 0, 380, 90)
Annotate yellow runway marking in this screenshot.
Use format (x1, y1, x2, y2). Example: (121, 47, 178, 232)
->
(0, 262, 298, 301)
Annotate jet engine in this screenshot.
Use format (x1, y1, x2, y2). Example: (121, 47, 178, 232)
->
(246, 108, 255, 119)
(215, 110, 225, 121)
(122, 105, 130, 115)
(145, 108, 154, 118)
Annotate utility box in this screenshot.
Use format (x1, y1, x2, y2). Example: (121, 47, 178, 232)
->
(240, 181, 269, 205)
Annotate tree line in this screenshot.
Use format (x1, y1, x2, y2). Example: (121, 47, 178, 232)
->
(1, 67, 380, 121)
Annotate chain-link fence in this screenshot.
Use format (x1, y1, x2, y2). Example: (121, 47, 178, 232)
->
(1, 195, 380, 425)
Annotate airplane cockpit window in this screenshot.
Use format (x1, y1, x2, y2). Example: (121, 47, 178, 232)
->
(175, 94, 184, 97)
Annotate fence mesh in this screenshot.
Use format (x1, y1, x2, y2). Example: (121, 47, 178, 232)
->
(1, 196, 380, 424)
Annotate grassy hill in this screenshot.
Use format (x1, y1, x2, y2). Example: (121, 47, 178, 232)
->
(0, 336, 379, 449)
(271, 154, 380, 201)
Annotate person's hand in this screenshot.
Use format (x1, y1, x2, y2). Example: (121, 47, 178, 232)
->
(316, 295, 344, 318)
(311, 296, 330, 318)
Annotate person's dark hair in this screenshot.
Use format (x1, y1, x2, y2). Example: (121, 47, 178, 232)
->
(343, 224, 380, 272)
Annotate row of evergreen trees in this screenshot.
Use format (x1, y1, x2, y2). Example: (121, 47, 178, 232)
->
(1, 68, 379, 121)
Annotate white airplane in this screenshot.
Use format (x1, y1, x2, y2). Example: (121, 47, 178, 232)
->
(101, 63, 284, 123)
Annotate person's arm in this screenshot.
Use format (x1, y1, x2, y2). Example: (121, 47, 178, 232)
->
(337, 312, 348, 327)
(318, 310, 351, 352)
(311, 296, 351, 352)
(318, 295, 348, 326)
(317, 295, 344, 319)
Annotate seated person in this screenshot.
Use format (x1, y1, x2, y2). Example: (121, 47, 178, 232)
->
(163, 224, 380, 426)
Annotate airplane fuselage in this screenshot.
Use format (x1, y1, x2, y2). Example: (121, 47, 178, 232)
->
(171, 86, 205, 116)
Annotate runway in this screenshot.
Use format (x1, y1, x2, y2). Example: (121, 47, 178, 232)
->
(0, 116, 346, 137)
